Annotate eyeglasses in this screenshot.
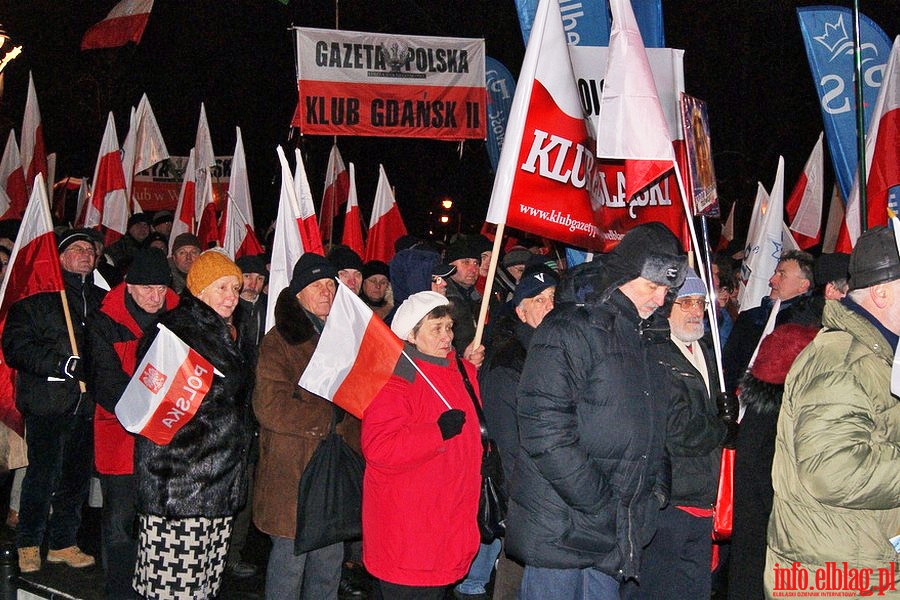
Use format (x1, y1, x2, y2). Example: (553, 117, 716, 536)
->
(674, 298, 709, 311)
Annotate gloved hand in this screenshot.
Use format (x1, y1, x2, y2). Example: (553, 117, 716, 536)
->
(482, 443, 504, 481)
(58, 355, 84, 381)
(437, 409, 466, 440)
(716, 392, 739, 424)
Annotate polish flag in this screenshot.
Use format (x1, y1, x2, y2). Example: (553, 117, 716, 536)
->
(0, 131, 27, 221)
(294, 149, 325, 256)
(596, 0, 675, 201)
(319, 144, 349, 244)
(839, 36, 900, 251)
(265, 146, 308, 334)
(299, 282, 403, 419)
(221, 130, 263, 260)
(738, 157, 785, 312)
(115, 323, 221, 446)
(484, 0, 599, 250)
(365, 164, 407, 263)
(168, 149, 197, 254)
(84, 112, 129, 246)
(341, 163, 365, 257)
(193, 104, 219, 248)
(0, 173, 65, 436)
(20, 73, 48, 197)
(122, 93, 169, 212)
(786, 133, 824, 249)
(81, 0, 154, 50)
(716, 202, 735, 252)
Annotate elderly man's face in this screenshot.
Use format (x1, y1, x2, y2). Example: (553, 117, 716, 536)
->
(297, 278, 337, 320)
(768, 259, 810, 301)
(59, 241, 96, 276)
(129, 221, 150, 243)
(127, 284, 168, 314)
(450, 258, 479, 288)
(516, 286, 555, 329)
(669, 294, 706, 343)
(173, 245, 201, 274)
(241, 273, 265, 302)
(338, 269, 362, 295)
(619, 277, 670, 319)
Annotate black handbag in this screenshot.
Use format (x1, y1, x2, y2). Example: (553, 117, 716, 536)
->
(455, 355, 508, 543)
(294, 407, 365, 555)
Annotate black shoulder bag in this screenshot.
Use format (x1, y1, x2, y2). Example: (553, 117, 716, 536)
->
(455, 354, 508, 543)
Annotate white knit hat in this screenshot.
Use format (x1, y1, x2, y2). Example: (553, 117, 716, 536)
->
(391, 291, 450, 340)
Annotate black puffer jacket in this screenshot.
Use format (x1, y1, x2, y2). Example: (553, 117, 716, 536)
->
(133, 292, 254, 518)
(3, 270, 105, 416)
(506, 261, 671, 581)
(657, 338, 725, 508)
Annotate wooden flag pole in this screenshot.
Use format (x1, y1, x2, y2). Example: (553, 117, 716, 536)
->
(59, 290, 86, 394)
(472, 222, 506, 349)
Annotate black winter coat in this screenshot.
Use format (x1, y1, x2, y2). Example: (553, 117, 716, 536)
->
(657, 338, 726, 508)
(3, 270, 105, 416)
(133, 292, 254, 518)
(506, 286, 671, 581)
(479, 315, 532, 486)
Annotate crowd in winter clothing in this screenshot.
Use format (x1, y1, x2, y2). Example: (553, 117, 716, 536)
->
(0, 214, 898, 600)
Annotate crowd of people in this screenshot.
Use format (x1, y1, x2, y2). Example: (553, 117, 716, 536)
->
(0, 212, 897, 600)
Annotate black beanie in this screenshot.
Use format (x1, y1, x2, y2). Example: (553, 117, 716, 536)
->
(362, 260, 390, 280)
(289, 253, 337, 295)
(236, 254, 268, 276)
(126, 248, 172, 286)
(327, 246, 364, 272)
(57, 229, 96, 254)
(608, 222, 687, 288)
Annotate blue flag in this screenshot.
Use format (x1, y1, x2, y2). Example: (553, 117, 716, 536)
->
(485, 57, 517, 172)
(797, 6, 892, 202)
(515, 0, 664, 48)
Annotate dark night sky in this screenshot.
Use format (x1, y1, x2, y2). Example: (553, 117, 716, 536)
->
(0, 1, 898, 243)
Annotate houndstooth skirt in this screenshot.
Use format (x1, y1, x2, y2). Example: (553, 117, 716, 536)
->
(133, 514, 233, 599)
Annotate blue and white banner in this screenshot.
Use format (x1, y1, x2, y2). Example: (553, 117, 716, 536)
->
(515, 0, 663, 48)
(797, 6, 892, 202)
(485, 57, 516, 172)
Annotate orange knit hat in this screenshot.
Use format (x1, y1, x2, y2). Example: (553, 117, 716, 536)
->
(186, 250, 242, 296)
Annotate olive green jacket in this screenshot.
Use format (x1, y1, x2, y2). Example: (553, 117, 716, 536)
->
(765, 300, 900, 596)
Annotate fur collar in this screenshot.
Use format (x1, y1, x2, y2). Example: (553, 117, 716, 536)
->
(739, 373, 784, 416)
(274, 287, 317, 345)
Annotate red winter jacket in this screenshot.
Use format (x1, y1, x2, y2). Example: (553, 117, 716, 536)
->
(88, 283, 178, 474)
(361, 346, 482, 587)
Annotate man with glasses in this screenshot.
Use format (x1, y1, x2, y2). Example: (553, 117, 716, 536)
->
(3, 229, 106, 573)
(622, 268, 735, 599)
(430, 264, 456, 296)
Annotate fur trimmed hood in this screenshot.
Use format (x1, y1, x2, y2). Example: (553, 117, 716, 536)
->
(274, 287, 317, 346)
(739, 372, 784, 416)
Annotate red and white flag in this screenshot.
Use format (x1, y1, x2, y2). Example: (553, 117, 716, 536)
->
(839, 36, 900, 251)
(0, 131, 27, 221)
(319, 143, 349, 243)
(293, 149, 324, 256)
(596, 0, 675, 201)
(739, 158, 785, 312)
(85, 112, 129, 245)
(168, 149, 196, 254)
(0, 173, 65, 437)
(122, 93, 169, 212)
(20, 73, 48, 197)
(484, 0, 599, 250)
(365, 164, 407, 263)
(786, 132, 824, 249)
(341, 163, 365, 256)
(115, 323, 221, 446)
(221, 130, 263, 260)
(299, 282, 403, 419)
(716, 202, 735, 252)
(81, 0, 154, 51)
(265, 146, 308, 334)
(193, 104, 219, 248)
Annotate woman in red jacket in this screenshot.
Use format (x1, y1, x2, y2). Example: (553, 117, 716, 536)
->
(362, 291, 482, 600)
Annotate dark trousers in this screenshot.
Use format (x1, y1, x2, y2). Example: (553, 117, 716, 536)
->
(17, 412, 93, 550)
(377, 579, 447, 600)
(621, 504, 713, 600)
(100, 474, 140, 599)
